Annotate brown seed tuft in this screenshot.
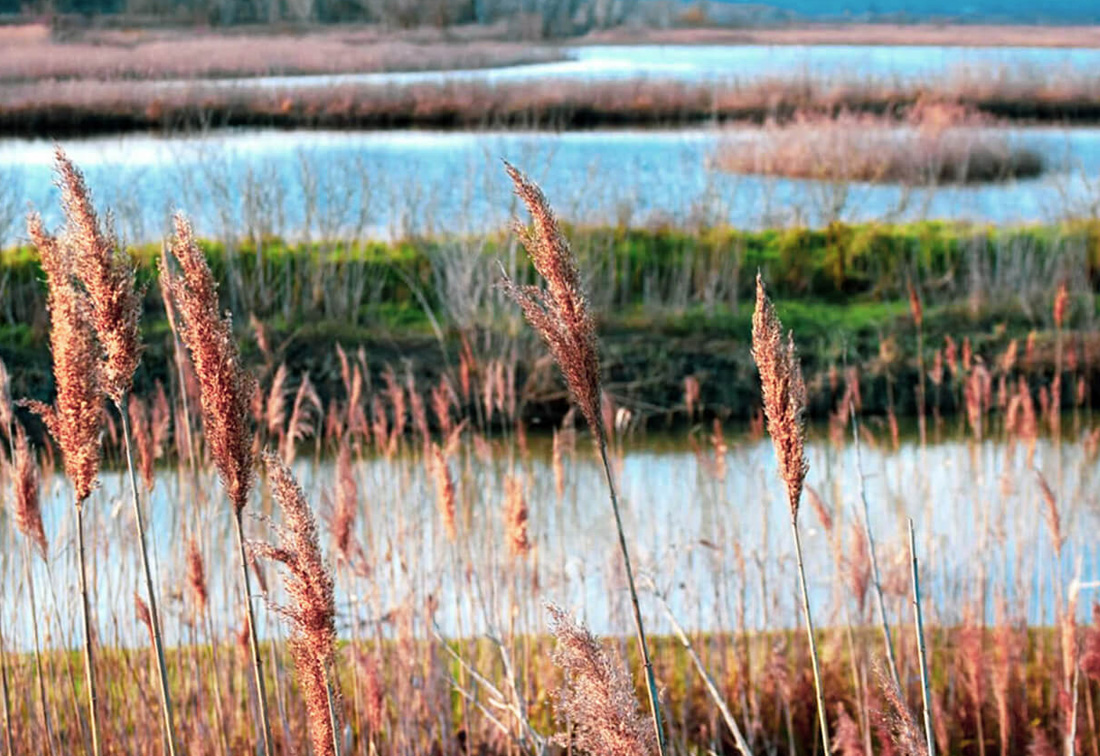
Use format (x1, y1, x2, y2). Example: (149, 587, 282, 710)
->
(751, 274, 809, 517)
(10, 423, 48, 559)
(186, 537, 208, 616)
(503, 474, 531, 558)
(54, 148, 143, 403)
(498, 163, 603, 440)
(161, 215, 255, 512)
(23, 212, 103, 504)
(430, 443, 457, 542)
(250, 452, 340, 756)
(546, 603, 656, 756)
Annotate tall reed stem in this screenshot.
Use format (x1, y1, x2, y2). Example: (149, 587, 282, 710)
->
(76, 501, 101, 756)
(909, 519, 936, 756)
(0, 613, 11, 756)
(652, 588, 753, 756)
(327, 675, 342, 756)
(791, 516, 830, 755)
(234, 509, 275, 756)
(597, 436, 666, 756)
(119, 401, 178, 756)
(24, 544, 54, 756)
(848, 396, 902, 691)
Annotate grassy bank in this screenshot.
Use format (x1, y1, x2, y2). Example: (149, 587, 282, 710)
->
(2, 221, 1096, 423)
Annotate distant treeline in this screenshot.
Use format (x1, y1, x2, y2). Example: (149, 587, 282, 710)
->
(0, 0, 644, 34)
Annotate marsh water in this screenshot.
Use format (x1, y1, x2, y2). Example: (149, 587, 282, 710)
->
(9, 425, 1097, 650)
(2, 126, 1099, 245)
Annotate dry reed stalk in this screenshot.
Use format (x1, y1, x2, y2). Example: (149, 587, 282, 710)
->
(909, 282, 927, 446)
(649, 587, 753, 756)
(23, 211, 103, 756)
(499, 162, 666, 755)
(546, 604, 656, 756)
(908, 519, 937, 756)
(283, 371, 322, 465)
(843, 359, 903, 690)
(751, 273, 830, 755)
(162, 214, 274, 756)
(8, 422, 54, 756)
(251, 453, 342, 756)
(53, 149, 179, 756)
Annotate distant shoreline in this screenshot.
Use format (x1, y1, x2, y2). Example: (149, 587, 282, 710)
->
(578, 23, 1100, 49)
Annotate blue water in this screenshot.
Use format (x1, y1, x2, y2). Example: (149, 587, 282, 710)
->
(0, 126, 1098, 247)
(5, 426, 1096, 650)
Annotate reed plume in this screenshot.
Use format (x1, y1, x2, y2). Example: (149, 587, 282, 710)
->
(498, 163, 601, 436)
(751, 273, 829, 754)
(252, 452, 342, 756)
(161, 214, 255, 512)
(161, 213, 272, 756)
(23, 213, 102, 504)
(55, 148, 142, 403)
(11, 423, 47, 560)
(751, 274, 808, 515)
(546, 603, 656, 756)
(7, 421, 54, 755)
(53, 149, 179, 756)
(23, 210, 103, 756)
(499, 162, 666, 754)
(186, 537, 209, 617)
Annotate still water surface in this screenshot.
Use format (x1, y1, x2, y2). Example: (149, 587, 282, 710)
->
(1, 127, 1098, 245)
(9, 428, 1097, 650)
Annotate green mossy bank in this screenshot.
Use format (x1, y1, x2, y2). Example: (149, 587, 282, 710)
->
(2, 221, 1097, 426)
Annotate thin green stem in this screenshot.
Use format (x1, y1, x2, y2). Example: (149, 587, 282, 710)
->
(24, 544, 54, 756)
(119, 399, 178, 756)
(76, 501, 102, 756)
(909, 519, 936, 756)
(597, 435, 666, 756)
(791, 515, 830, 756)
(234, 509, 275, 756)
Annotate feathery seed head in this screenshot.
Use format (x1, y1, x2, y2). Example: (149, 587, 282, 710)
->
(11, 423, 48, 560)
(186, 537, 208, 616)
(751, 274, 809, 518)
(54, 148, 143, 403)
(499, 163, 603, 440)
(546, 603, 656, 756)
(24, 212, 103, 504)
(251, 452, 340, 756)
(162, 215, 254, 512)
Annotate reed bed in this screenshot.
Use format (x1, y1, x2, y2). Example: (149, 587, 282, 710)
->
(0, 24, 562, 84)
(7, 64, 1100, 137)
(714, 108, 1044, 185)
(0, 152, 1096, 756)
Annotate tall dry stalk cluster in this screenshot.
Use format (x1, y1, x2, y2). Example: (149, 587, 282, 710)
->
(0, 152, 1097, 756)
